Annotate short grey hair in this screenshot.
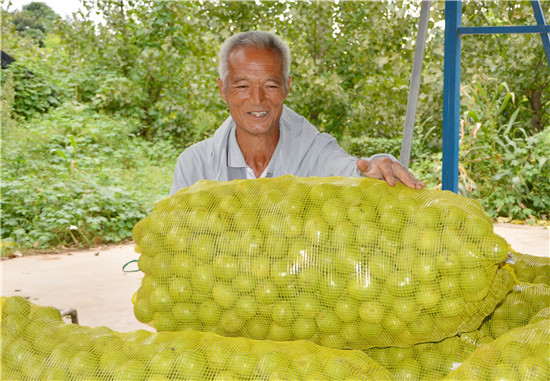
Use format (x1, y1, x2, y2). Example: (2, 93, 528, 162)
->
(218, 31, 291, 91)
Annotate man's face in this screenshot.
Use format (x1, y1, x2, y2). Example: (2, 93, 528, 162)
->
(218, 46, 291, 138)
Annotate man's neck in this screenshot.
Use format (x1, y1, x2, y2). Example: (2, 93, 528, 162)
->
(236, 127, 280, 178)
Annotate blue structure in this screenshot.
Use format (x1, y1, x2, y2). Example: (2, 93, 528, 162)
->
(442, 0, 550, 193)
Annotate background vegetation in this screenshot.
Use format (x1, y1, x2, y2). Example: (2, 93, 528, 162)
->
(1, 0, 549, 253)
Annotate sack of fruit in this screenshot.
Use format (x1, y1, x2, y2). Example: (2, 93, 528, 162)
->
(365, 330, 492, 380)
(0, 296, 393, 381)
(443, 307, 550, 380)
(132, 175, 514, 349)
(479, 282, 550, 339)
(511, 251, 550, 285)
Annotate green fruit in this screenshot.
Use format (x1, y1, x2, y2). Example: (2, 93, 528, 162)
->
(134, 298, 154, 323)
(315, 309, 342, 334)
(518, 357, 550, 380)
(358, 300, 385, 324)
(68, 350, 99, 379)
(272, 301, 295, 327)
(291, 318, 317, 340)
(228, 352, 259, 378)
(3, 296, 31, 317)
(387, 270, 417, 297)
(172, 351, 207, 380)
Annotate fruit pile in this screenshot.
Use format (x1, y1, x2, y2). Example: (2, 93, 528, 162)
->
(478, 282, 550, 339)
(364, 330, 492, 380)
(1, 296, 393, 381)
(3, 176, 549, 380)
(512, 251, 550, 285)
(444, 307, 550, 380)
(132, 176, 514, 349)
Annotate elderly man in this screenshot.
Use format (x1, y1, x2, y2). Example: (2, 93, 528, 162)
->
(170, 31, 424, 195)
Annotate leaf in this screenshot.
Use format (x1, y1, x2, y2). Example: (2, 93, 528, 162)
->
(52, 149, 67, 160)
(493, 170, 512, 182)
(539, 157, 548, 171)
(70, 135, 77, 151)
(497, 92, 512, 116)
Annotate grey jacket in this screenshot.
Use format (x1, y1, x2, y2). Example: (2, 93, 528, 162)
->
(170, 105, 395, 194)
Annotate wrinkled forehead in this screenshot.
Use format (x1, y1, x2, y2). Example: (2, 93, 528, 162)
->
(227, 46, 284, 74)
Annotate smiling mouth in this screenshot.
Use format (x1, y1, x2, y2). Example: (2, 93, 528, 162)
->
(249, 111, 268, 117)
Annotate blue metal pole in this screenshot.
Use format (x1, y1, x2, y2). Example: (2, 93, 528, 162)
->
(531, 0, 550, 67)
(459, 25, 550, 35)
(442, 0, 462, 193)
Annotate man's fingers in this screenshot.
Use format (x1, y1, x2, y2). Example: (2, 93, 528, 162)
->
(356, 158, 370, 173)
(392, 163, 426, 189)
(378, 159, 397, 186)
(393, 163, 417, 188)
(357, 158, 426, 190)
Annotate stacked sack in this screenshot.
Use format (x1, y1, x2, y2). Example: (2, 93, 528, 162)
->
(0, 296, 393, 380)
(3, 176, 550, 381)
(132, 175, 514, 349)
(478, 281, 550, 339)
(444, 307, 550, 380)
(364, 330, 492, 380)
(511, 251, 550, 285)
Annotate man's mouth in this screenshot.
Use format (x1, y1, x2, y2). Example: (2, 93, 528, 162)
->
(249, 111, 268, 117)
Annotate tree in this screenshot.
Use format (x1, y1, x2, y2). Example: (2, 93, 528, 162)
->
(44, 0, 549, 145)
(12, 1, 60, 46)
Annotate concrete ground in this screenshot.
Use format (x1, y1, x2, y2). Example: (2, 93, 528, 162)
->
(1, 223, 548, 333)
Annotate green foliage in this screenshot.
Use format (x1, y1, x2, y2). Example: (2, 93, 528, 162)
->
(485, 129, 550, 219)
(1, 62, 61, 119)
(1, 177, 144, 248)
(459, 78, 549, 220)
(461, 0, 550, 134)
(1, 71, 16, 130)
(346, 136, 403, 159)
(0, 103, 178, 250)
(11, 1, 60, 46)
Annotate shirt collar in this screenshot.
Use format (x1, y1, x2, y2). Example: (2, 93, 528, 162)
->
(227, 122, 247, 168)
(227, 122, 283, 176)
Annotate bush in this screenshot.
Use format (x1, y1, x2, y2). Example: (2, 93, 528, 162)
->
(458, 79, 550, 220)
(1, 102, 178, 251)
(1, 177, 145, 248)
(472, 128, 550, 220)
(345, 136, 402, 159)
(0, 62, 60, 120)
(345, 120, 440, 163)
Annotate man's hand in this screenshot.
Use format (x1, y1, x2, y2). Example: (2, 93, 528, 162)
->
(357, 158, 425, 189)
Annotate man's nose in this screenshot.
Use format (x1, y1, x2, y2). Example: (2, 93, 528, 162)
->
(251, 85, 265, 104)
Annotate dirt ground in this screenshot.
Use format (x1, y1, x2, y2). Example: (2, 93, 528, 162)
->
(1, 223, 548, 333)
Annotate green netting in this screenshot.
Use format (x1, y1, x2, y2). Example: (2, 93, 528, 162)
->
(530, 305, 550, 324)
(478, 282, 550, 339)
(443, 307, 550, 380)
(511, 251, 550, 285)
(0, 296, 393, 381)
(364, 330, 492, 380)
(132, 175, 514, 349)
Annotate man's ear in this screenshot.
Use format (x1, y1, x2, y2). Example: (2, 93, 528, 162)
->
(217, 77, 227, 102)
(284, 76, 292, 98)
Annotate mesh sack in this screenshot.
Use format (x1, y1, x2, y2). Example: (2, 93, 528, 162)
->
(530, 305, 550, 324)
(364, 330, 492, 380)
(511, 251, 550, 285)
(1, 296, 393, 380)
(478, 282, 550, 339)
(443, 307, 550, 380)
(132, 175, 514, 349)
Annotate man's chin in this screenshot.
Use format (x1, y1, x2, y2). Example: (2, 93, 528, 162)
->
(237, 122, 280, 137)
